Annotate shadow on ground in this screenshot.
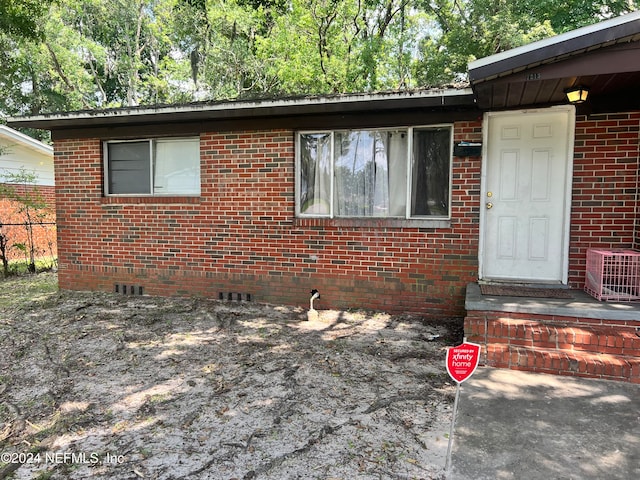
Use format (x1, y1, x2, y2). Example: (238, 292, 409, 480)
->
(1, 273, 462, 480)
(450, 367, 640, 480)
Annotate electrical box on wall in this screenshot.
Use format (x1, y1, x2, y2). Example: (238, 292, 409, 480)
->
(454, 142, 482, 157)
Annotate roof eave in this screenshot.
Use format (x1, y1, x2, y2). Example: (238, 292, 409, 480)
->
(8, 89, 477, 131)
(0, 125, 53, 156)
(468, 11, 640, 84)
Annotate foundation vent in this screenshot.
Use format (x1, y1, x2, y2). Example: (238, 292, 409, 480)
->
(219, 292, 252, 302)
(114, 284, 144, 296)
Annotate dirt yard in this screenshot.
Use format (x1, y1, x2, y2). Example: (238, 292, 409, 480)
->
(0, 273, 462, 480)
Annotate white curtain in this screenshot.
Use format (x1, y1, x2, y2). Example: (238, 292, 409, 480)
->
(388, 132, 407, 216)
(334, 130, 407, 217)
(154, 138, 200, 195)
(299, 133, 331, 215)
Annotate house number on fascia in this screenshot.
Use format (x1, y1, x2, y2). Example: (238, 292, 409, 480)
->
(526, 73, 541, 80)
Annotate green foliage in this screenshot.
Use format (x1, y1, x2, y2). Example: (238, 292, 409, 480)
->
(413, 0, 638, 84)
(0, 270, 58, 309)
(0, 168, 47, 211)
(0, 0, 53, 39)
(0, 0, 637, 115)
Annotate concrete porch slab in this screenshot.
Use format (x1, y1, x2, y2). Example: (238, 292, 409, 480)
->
(465, 282, 640, 321)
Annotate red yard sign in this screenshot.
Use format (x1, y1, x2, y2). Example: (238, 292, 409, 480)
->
(446, 342, 481, 383)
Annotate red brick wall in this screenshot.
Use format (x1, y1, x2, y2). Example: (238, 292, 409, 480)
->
(569, 112, 640, 287)
(54, 122, 483, 315)
(0, 184, 57, 262)
(52, 111, 640, 313)
(2, 183, 56, 207)
(465, 310, 640, 383)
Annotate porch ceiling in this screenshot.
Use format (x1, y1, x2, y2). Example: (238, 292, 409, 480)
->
(469, 11, 640, 113)
(472, 42, 640, 112)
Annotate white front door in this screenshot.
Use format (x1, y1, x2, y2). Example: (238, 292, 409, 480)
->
(480, 107, 575, 283)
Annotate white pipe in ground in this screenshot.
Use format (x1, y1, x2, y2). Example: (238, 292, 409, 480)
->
(307, 289, 320, 321)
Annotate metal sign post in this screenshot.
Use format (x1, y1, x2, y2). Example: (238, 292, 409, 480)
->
(444, 341, 481, 477)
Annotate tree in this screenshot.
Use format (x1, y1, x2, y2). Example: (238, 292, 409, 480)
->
(52, 0, 187, 107)
(414, 0, 639, 85)
(0, 0, 638, 118)
(254, 0, 418, 94)
(0, 0, 53, 39)
(0, 168, 50, 274)
(515, 0, 638, 33)
(173, 0, 274, 99)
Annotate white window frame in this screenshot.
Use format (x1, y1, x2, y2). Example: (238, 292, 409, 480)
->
(295, 125, 453, 220)
(103, 137, 201, 196)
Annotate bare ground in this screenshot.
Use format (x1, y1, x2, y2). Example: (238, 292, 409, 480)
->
(0, 273, 462, 480)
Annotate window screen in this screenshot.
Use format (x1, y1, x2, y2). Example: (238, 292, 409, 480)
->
(107, 142, 151, 195)
(105, 138, 200, 196)
(411, 128, 451, 217)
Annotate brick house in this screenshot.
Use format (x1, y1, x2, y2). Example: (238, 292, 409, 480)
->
(0, 125, 56, 262)
(9, 90, 481, 313)
(8, 12, 640, 380)
(463, 11, 640, 382)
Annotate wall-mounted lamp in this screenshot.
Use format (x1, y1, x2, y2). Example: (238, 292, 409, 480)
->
(566, 86, 589, 104)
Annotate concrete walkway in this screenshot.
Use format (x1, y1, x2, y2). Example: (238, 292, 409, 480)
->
(449, 367, 640, 480)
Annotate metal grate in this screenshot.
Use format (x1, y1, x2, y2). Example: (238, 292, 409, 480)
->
(219, 292, 252, 302)
(584, 249, 640, 301)
(114, 284, 144, 296)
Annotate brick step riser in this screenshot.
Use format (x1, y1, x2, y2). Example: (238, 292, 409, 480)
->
(465, 318, 640, 357)
(464, 314, 640, 383)
(480, 343, 640, 384)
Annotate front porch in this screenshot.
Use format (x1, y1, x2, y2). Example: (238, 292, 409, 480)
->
(464, 283, 640, 383)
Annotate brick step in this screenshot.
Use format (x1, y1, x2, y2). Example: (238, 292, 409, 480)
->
(484, 343, 640, 383)
(466, 317, 640, 357)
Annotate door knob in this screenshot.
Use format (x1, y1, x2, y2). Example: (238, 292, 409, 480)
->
(486, 202, 493, 209)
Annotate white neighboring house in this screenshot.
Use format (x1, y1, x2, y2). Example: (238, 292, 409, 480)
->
(0, 125, 54, 186)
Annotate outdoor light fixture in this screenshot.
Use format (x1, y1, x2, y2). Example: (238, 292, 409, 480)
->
(566, 86, 589, 104)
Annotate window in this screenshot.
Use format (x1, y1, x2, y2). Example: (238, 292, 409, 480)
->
(296, 126, 452, 218)
(104, 137, 200, 195)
